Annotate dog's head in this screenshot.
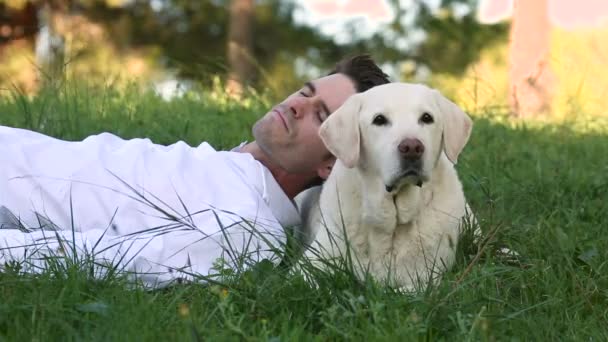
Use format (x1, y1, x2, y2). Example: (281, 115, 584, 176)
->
(319, 83, 472, 192)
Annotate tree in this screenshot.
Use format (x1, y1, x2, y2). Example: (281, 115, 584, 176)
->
(508, 0, 554, 117)
(2, 0, 506, 98)
(226, 0, 254, 96)
(346, 0, 508, 80)
(38, 0, 69, 82)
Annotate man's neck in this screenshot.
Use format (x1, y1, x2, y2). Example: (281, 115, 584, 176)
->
(238, 142, 313, 199)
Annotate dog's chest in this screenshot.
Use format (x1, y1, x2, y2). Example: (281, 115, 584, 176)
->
(394, 186, 431, 225)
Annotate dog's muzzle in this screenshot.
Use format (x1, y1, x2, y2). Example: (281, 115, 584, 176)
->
(398, 138, 424, 178)
(385, 139, 426, 193)
(385, 170, 423, 192)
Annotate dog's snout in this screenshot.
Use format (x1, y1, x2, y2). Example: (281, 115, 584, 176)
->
(398, 138, 424, 160)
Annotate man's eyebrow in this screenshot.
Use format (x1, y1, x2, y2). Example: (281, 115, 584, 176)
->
(305, 81, 331, 116)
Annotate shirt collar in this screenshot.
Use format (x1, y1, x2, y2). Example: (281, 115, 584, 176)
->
(259, 166, 301, 229)
(231, 141, 248, 152)
(231, 142, 301, 229)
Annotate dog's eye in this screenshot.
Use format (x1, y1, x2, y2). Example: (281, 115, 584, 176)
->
(420, 112, 434, 124)
(372, 114, 389, 126)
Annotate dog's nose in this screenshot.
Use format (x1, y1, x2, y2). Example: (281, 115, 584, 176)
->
(398, 138, 424, 160)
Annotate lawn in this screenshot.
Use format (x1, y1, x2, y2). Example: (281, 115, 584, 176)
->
(0, 82, 607, 340)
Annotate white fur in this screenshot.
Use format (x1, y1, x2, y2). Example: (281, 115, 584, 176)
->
(296, 83, 474, 290)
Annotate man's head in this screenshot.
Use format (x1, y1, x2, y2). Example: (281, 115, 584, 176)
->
(252, 54, 390, 184)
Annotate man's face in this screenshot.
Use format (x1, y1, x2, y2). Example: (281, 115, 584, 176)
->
(253, 73, 357, 175)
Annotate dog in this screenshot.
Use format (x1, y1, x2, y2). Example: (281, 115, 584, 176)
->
(295, 83, 474, 290)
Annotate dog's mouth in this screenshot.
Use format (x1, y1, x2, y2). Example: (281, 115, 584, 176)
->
(385, 169, 424, 193)
(402, 170, 420, 178)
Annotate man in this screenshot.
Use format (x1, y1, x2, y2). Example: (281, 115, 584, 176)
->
(0, 54, 390, 287)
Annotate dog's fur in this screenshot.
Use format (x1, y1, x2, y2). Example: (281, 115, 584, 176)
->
(295, 83, 474, 290)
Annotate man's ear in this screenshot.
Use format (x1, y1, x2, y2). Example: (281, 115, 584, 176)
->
(316, 156, 335, 180)
(318, 94, 362, 168)
(433, 90, 473, 164)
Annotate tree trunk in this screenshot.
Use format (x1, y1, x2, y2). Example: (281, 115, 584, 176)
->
(508, 0, 555, 117)
(37, 0, 69, 84)
(226, 0, 254, 97)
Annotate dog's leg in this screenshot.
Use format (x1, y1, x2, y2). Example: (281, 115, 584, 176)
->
(359, 184, 398, 282)
(361, 189, 396, 232)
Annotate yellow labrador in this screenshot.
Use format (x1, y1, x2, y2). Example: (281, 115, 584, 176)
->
(296, 83, 474, 290)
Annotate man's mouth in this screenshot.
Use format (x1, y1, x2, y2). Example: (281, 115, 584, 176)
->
(273, 109, 288, 131)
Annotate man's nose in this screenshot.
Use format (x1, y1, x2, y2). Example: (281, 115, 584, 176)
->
(288, 97, 310, 119)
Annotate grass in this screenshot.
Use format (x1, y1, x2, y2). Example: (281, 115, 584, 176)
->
(1, 81, 607, 340)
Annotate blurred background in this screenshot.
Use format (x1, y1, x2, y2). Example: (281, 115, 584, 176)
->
(1, 0, 607, 119)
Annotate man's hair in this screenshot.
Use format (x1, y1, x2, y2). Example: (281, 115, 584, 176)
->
(327, 54, 390, 92)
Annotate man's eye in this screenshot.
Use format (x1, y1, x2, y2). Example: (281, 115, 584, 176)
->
(299, 91, 310, 97)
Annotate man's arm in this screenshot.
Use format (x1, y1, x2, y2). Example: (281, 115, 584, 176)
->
(0, 126, 287, 288)
(0, 210, 286, 288)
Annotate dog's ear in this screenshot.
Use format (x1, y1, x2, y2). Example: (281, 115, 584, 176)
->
(319, 94, 362, 168)
(433, 90, 473, 164)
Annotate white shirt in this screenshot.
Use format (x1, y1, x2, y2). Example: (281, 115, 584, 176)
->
(0, 125, 300, 288)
